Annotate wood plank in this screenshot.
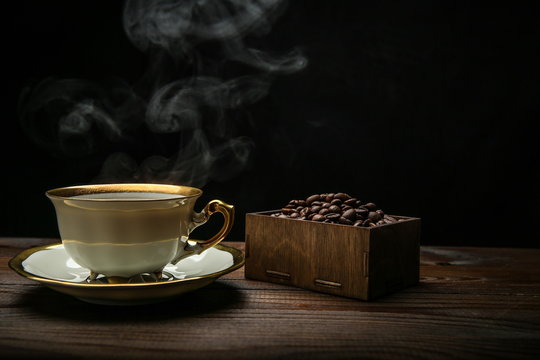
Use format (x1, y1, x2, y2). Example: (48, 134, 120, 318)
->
(2, 283, 540, 318)
(0, 237, 58, 249)
(1, 285, 539, 359)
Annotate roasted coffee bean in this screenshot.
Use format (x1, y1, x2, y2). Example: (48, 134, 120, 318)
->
(342, 208, 356, 220)
(368, 211, 381, 222)
(355, 208, 369, 217)
(364, 202, 377, 211)
(306, 194, 320, 205)
(326, 213, 341, 221)
(335, 192, 350, 201)
(319, 208, 330, 216)
(275, 193, 393, 228)
(355, 214, 366, 221)
(311, 205, 322, 213)
(344, 198, 357, 206)
(328, 205, 341, 213)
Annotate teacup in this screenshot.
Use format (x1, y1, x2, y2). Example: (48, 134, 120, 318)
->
(46, 183, 234, 281)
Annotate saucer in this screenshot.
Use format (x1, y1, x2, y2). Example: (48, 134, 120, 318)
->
(9, 242, 244, 305)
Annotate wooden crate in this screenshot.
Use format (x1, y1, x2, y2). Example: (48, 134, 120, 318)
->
(245, 211, 421, 300)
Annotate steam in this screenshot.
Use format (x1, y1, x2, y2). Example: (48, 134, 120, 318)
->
(146, 76, 270, 134)
(123, 0, 306, 73)
(19, 78, 144, 155)
(19, 0, 306, 187)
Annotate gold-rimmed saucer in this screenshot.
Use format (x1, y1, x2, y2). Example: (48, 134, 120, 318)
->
(9, 242, 244, 305)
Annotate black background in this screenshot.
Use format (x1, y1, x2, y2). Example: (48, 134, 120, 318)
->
(3, 1, 539, 247)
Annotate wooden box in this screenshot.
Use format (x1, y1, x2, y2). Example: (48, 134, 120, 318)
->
(245, 211, 420, 300)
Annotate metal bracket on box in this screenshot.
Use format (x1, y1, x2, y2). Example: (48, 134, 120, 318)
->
(266, 270, 291, 280)
(363, 251, 369, 278)
(314, 279, 342, 288)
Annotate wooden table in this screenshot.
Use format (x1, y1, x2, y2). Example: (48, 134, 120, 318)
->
(1, 238, 539, 359)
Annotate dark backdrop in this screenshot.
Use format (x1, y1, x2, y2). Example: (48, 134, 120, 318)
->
(3, 1, 539, 247)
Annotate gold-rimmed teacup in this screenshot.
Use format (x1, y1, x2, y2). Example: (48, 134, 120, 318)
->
(46, 183, 234, 282)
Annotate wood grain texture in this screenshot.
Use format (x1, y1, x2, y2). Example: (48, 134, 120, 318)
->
(1, 238, 540, 360)
(245, 211, 420, 300)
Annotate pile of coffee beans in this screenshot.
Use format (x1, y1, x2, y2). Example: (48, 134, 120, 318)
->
(270, 192, 399, 227)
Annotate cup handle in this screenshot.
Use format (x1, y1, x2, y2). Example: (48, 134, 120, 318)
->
(173, 199, 235, 263)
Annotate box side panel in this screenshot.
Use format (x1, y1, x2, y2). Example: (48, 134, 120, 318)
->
(368, 219, 421, 300)
(245, 213, 370, 300)
(245, 214, 310, 286)
(309, 225, 370, 299)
